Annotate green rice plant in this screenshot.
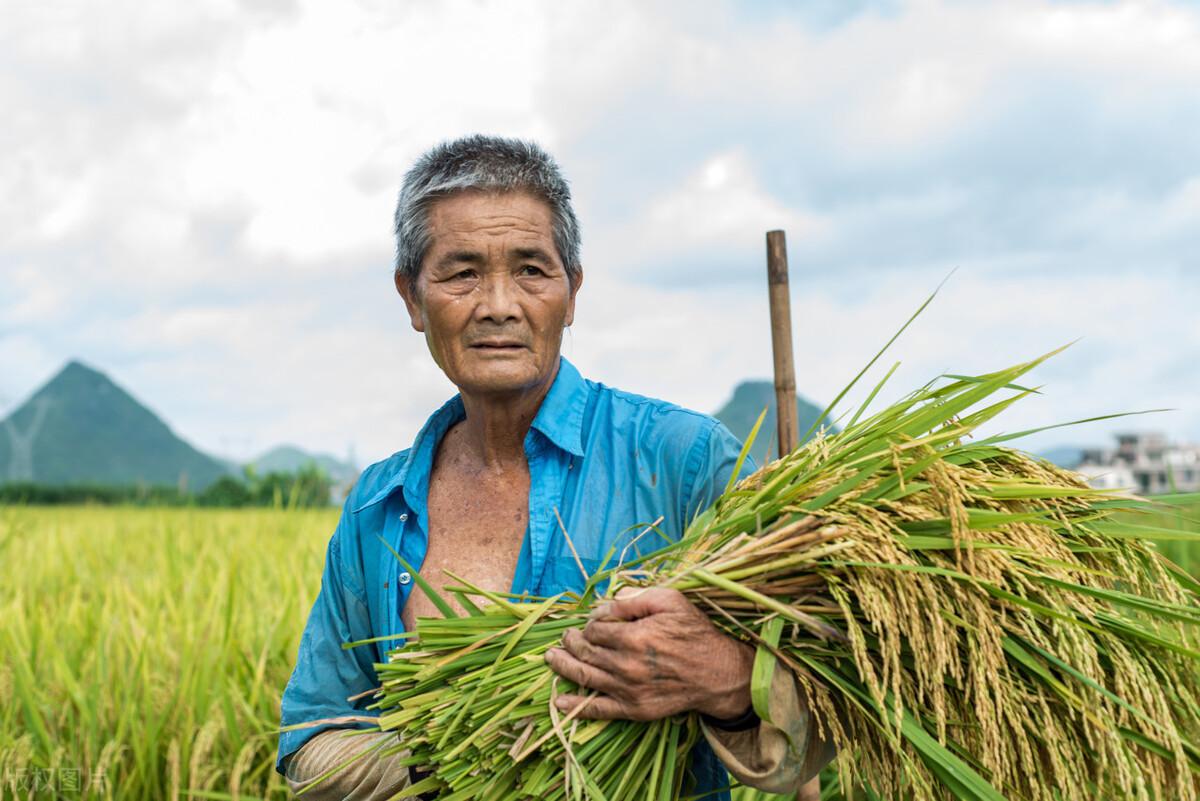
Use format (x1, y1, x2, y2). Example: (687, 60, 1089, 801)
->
(0, 506, 335, 800)
(308, 344, 1200, 801)
(1134, 501, 1200, 578)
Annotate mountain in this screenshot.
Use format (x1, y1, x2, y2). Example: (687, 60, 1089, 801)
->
(1038, 445, 1087, 470)
(714, 380, 836, 465)
(250, 445, 358, 485)
(0, 361, 230, 490)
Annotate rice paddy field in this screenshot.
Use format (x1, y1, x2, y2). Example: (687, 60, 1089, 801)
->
(0, 506, 336, 800)
(1, 501, 1197, 801)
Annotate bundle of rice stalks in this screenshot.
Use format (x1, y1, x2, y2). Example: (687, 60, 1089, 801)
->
(319, 345, 1200, 801)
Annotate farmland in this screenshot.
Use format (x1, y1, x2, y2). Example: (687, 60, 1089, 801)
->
(1, 501, 1197, 800)
(0, 506, 336, 800)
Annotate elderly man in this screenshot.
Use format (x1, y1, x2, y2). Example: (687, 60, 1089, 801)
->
(277, 135, 835, 799)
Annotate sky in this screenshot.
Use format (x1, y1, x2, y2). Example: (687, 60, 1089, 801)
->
(1, 0, 1197, 467)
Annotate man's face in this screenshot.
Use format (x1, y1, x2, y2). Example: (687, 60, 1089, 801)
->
(396, 190, 581, 399)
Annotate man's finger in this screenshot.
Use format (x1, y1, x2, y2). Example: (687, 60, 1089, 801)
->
(561, 629, 623, 672)
(562, 628, 621, 672)
(580, 619, 631, 650)
(554, 693, 632, 721)
(594, 587, 684, 622)
(589, 586, 651, 621)
(544, 647, 622, 695)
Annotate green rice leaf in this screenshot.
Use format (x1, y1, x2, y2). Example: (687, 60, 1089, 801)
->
(376, 534, 458, 619)
(750, 613, 786, 728)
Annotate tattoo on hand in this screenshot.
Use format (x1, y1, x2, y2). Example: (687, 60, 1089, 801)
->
(646, 645, 666, 682)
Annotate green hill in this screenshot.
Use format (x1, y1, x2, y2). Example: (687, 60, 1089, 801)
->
(714, 380, 836, 465)
(250, 445, 358, 485)
(0, 361, 229, 490)
(1038, 445, 1086, 469)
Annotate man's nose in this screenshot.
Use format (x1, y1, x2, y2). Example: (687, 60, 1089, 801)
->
(475, 273, 522, 323)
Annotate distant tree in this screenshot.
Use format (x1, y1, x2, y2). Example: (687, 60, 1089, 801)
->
(198, 476, 253, 507)
(0, 482, 187, 506)
(250, 463, 332, 508)
(0, 464, 334, 508)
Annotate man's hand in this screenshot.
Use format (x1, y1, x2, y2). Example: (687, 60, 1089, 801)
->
(543, 587, 755, 722)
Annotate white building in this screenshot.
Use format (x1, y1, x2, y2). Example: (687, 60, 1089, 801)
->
(1075, 432, 1200, 495)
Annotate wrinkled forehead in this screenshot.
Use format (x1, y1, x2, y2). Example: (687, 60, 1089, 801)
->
(425, 189, 556, 240)
(419, 191, 562, 280)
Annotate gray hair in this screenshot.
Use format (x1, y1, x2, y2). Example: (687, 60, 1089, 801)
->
(393, 135, 582, 288)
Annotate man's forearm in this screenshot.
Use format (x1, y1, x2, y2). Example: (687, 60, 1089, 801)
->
(284, 729, 411, 800)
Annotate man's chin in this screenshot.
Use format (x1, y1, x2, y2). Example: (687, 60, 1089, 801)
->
(452, 359, 553, 397)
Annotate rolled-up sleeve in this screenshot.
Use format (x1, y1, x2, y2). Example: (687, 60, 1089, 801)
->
(277, 506, 381, 776)
(284, 729, 411, 800)
(700, 666, 837, 793)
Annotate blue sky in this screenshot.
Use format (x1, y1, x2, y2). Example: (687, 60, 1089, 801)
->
(1, 0, 1197, 465)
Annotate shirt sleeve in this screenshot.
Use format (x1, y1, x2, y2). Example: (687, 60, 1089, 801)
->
(700, 663, 837, 793)
(284, 729, 412, 800)
(682, 419, 758, 523)
(277, 503, 382, 776)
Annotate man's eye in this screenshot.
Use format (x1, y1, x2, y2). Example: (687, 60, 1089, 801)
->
(520, 265, 545, 276)
(451, 269, 476, 280)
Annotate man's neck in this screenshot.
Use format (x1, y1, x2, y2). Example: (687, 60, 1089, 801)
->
(455, 360, 559, 470)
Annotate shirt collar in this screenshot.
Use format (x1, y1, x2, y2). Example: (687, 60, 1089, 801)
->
(354, 357, 589, 512)
(530, 356, 588, 459)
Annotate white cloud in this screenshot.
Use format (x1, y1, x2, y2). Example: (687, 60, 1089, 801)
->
(600, 149, 829, 275)
(180, 0, 556, 261)
(1011, 1, 1200, 73)
(1, 0, 1198, 468)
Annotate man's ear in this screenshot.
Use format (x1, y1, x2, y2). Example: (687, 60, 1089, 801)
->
(564, 266, 583, 328)
(394, 271, 425, 333)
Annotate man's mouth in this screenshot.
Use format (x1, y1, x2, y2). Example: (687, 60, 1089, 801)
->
(469, 341, 525, 350)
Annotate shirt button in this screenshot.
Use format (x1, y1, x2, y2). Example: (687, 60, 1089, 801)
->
(399, 513, 408, 522)
(398, 571, 413, 585)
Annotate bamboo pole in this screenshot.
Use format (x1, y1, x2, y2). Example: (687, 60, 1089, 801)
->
(766, 230, 798, 456)
(765, 229, 821, 801)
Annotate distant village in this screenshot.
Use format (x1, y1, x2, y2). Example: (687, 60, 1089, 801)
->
(1076, 433, 1200, 495)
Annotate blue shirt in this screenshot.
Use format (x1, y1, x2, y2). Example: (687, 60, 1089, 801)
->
(277, 357, 754, 799)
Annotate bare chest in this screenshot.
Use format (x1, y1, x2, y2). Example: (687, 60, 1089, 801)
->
(401, 457, 530, 628)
